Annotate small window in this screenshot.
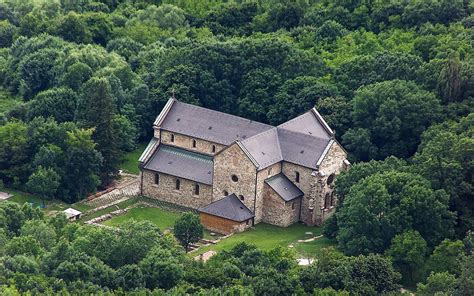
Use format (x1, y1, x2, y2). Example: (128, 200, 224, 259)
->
(324, 193, 331, 209)
(291, 202, 296, 210)
(154, 174, 160, 185)
(192, 139, 196, 148)
(239, 195, 244, 201)
(327, 173, 335, 185)
(330, 191, 335, 207)
(170, 134, 175, 142)
(194, 184, 200, 195)
(268, 168, 272, 176)
(212, 145, 216, 153)
(295, 171, 300, 183)
(231, 175, 238, 182)
(175, 179, 180, 190)
(246, 220, 250, 225)
(223, 190, 228, 196)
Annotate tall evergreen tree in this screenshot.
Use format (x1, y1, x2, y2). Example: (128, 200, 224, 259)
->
(76, 77, 119, 186)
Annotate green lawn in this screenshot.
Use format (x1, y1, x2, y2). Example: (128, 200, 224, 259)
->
(194, 223, 330, 257)
(0, 186, 68, 212)
(103, 205, 182, 230)
(293, 237, 337, 258)
(78, 198, 138, 223)
(120, 142, 147, 174)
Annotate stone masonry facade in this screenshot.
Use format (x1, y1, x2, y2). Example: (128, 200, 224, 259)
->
(139, 98, 349, 232)
(142, 170, 213, 209)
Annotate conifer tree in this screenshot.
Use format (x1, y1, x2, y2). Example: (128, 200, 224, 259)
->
(76, 77, 120, 186)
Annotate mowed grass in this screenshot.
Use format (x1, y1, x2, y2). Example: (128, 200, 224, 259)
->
(120, 142, 147, 174)
(98, 205, 335, 258)
(193, 223, 327, 256)
(103, 205, 182, 230)
(0, 186, 69, 212)
(293, 237, 337, 258)
(78, 198, 138, 223)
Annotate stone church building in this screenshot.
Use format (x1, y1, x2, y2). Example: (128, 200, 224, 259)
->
(139, 98, 349, 234)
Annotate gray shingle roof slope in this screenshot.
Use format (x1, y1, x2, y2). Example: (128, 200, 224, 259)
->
(265, 173, 304, 202)
(278, 110, 332, 139)
(199, 194, 254, 222)
(239, 127, 330, 170)
(160, 100, 273, 145)
(239, 127, 283, 169)
(144, 145, 213, 185)
(277, 128, 330, 169)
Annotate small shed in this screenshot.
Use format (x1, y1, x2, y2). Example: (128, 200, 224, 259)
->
(63, 208, 82, 221)
(199, 194, 254, 235)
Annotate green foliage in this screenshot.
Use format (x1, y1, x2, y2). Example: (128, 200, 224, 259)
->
(300, 248, 400, 296)
(26, 166, 60, 201)
(76, 77, 120, 185)
(27, 87, 78, 123)
(173, 212, 203, 252)
(414, 114, 474, 236)
(0, 121, 29, 185)
(0, 1, 471, 293)
(425, 239, 465, 277)
(386, 230, 428, 286)
(416, 272, 457, 296)
(343, 80, 442, 161)
(0, 20, 16, 48)
(337, 171, 454, 255)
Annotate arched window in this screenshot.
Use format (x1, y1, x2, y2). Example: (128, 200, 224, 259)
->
(223, 190, 228, 196)
(170, 133, 175, 142)
(239, 195, 244, 201)
(231, 175, 239, 182)
(324, 193, 331, 209)
(268, 168, 272, 176)
(330, 192, 335, 207)
(175, 179, 180, 190)
(327, 173, 335, 185)
(154, 174, 160, 185)
(212, 145, 216, 153)
(192, 139, 196, 148)
(194, 184, 200, 195)
(295, 171, 300, 183)
(291, 202, 296, 210)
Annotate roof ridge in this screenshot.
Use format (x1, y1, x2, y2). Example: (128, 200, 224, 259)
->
(176, 100, 274, 128)
(241, 126, 277, 142)
(161, 145, 213, 163)
(277, 127, 329, 142)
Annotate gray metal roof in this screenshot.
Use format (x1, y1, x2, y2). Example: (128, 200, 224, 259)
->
(278, 110, 332, 140)
(159, 100, 273, 145)
(139, 138, 158, 163)
(152, 98, 336, 170)
(278, 128, 330, 169)
(239, 127, 331, 170)
(240, 128, 283, 169)
(144, 145, 213, 185)
(199, 194, 254, 222)
(265, 174, 304, 202)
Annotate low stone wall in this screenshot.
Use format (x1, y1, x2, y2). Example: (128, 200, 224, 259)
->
(84, 208, 130, 225)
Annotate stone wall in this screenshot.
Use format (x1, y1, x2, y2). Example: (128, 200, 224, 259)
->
(281, 162, 315, 225)
(212, 143, 257, 214)
(313, 141, 347, 223)
(254, 162, 282, 223)
(160, 130, 226, 156)
(200, 212, 252, 235)
(262, 183, 301, 227)
(142, 170, 213, 209)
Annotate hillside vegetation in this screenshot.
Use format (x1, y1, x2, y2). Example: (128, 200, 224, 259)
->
(0, 0, 472, 295)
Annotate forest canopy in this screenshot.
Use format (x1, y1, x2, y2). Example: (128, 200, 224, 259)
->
(0, 0, 472, 294)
